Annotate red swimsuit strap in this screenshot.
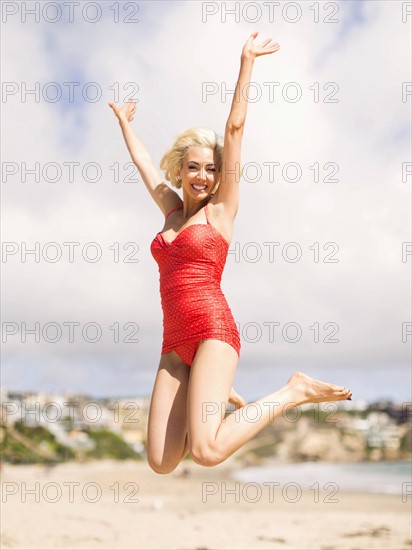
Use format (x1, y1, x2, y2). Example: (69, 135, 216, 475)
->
(165, 204, 183, 219)
(204, 202, 210, 224)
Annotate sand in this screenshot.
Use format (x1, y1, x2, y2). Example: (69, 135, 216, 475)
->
(1, 458, 411, 550)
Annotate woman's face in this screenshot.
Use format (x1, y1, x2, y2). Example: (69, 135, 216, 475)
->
(179, 146, 220, 200)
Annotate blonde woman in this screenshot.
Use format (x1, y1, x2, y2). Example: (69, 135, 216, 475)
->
(109, 32, 352, 473)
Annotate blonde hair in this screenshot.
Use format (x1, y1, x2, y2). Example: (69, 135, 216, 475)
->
(160, 127, 224, 190)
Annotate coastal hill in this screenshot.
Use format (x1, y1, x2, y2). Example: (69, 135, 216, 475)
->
(1, 389, 411, 465)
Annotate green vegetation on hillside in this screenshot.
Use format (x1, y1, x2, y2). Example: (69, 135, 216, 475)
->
(82, 428, 142, 460)
(1, 422, 75, 464)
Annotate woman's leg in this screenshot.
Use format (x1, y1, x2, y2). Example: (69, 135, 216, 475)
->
(186, 339, 352, 467)
(146, 351, 191, 474)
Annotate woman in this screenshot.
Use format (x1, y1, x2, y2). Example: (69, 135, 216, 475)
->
(109, 32, 352, 473)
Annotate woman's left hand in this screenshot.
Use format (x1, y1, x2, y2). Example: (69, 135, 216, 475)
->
(242, 31, 280, 60)
(229, 387, 246, 409)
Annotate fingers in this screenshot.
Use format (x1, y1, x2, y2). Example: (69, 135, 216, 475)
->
(108, 102, 119, 115)
(263, 41, 279, 50)
(256, 44, 280, 56)
(128, 98, 137, 115)
(251, 35, 280, 56)
(108, 100, 137, 125)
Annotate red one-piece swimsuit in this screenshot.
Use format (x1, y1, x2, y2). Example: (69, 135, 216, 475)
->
(150, 202, 241, 366)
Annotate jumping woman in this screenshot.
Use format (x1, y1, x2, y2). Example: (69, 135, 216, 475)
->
(109, 32, 352, 474)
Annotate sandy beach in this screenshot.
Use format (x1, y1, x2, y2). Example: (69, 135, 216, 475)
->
(1, 458, 411, 550)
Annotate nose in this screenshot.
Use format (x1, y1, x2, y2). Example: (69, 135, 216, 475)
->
(197, 165, 207, 182)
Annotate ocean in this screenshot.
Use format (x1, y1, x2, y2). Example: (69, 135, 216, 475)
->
(232, 460, 412, 495)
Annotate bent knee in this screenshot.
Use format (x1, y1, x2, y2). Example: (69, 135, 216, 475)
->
(189, 444, 224, 467)
(147, 456, 180, 475)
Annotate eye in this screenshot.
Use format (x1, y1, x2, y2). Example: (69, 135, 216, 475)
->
(188, 164, 216, 172)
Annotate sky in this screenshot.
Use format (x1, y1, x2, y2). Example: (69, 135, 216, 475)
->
(1, 0, 411, 404)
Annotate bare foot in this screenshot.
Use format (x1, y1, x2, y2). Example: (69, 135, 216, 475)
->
(229, 387, 246, 409)
(285, 371, 352, 405)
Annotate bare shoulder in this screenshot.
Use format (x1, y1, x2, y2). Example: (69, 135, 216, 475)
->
(207, 194, 237, 244)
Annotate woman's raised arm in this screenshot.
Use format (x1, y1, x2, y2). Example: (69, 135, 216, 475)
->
(216, 32, 280, 217)
(108, 99, 179, 215)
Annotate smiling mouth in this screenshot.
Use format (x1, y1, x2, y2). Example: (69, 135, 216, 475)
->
(192, 184, 207, 191)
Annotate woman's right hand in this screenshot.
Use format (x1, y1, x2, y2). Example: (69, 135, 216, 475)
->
(108, 98, 137, 123)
